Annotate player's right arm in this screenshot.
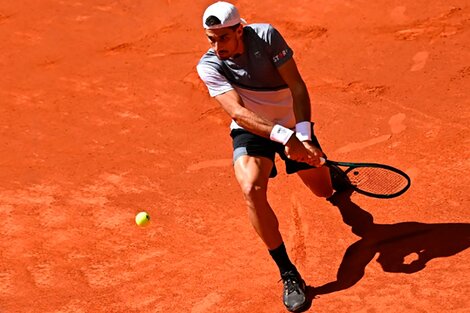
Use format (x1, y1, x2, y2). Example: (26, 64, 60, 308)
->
(197, 62, 274, 137)
(215, 90, 312, 164)
(214, 90, 272, 137)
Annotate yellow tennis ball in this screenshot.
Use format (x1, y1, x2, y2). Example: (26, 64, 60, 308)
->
(135, 211, 150, 227)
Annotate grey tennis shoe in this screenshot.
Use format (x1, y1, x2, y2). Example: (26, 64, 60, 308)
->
(281, 270, 307, 312)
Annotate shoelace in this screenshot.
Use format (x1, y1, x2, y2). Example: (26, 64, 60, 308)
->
(281, 271, 302, 294)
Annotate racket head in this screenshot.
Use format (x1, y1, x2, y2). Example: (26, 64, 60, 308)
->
(327, 160, 411, 199)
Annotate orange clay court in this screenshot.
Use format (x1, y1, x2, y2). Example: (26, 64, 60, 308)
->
(0, 1, 469, 312)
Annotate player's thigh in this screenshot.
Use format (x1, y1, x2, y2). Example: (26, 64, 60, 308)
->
(234, 155, 273, 192)
(297, 166, 333, 197)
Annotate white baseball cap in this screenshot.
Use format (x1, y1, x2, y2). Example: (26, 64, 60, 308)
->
(202, 1, 246, 29)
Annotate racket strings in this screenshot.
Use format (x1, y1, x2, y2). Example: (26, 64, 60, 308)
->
(346, 167, 408, 195)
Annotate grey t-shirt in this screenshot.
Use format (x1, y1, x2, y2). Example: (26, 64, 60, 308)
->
(197, 23, 296, 129)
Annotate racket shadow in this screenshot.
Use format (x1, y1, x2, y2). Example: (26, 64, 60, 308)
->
(306, 189, 470, 298)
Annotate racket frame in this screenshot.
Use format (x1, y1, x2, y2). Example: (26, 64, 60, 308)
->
(325, 159, 411, 199)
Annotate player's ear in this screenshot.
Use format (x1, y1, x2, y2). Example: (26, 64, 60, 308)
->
(236, 24, 243, 35)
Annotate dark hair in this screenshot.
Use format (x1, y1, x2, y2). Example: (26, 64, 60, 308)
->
(230, 23, 241, 30)
(205, 15, 241, 30)
(205, 15, 221, 27)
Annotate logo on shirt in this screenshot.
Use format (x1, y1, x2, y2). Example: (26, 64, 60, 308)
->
(272, 49, 289, 63)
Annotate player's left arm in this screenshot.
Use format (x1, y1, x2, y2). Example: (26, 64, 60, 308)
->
(277, 58, 324, 164)
(277, 58, 311, 124)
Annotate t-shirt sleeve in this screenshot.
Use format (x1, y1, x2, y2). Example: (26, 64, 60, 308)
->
(197, 63, 234, 97)
(266, 25, 293, 67)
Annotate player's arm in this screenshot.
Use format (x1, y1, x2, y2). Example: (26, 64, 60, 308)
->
(277, 58, 324, 165)
(214, 90, 311, 164)
(214, 90, 274, 138)
(197, 63, 273, 137)
(265, 25, 311, 126)
(277, 58, 311, 123)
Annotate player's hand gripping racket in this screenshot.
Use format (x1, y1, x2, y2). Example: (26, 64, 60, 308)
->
(320, 157, 411, 199)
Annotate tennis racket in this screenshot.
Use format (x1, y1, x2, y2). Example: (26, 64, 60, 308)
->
(320, 158, 411, 199)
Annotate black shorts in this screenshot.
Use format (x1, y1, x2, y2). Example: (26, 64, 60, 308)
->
(230, 128, 324, 178)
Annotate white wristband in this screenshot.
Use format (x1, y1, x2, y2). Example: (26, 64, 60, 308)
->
(270, 124, 294, 145)
(295, 121, 312, 141)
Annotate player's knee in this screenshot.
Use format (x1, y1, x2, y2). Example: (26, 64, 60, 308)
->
(239, 181, 267, 203)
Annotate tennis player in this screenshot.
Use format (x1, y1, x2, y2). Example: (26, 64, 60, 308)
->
(196, 2, 348, 311)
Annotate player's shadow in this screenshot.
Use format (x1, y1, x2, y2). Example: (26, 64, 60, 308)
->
(303, 189, 470, 302)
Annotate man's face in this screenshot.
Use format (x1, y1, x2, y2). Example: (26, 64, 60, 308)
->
(205, 25, 243, 60)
